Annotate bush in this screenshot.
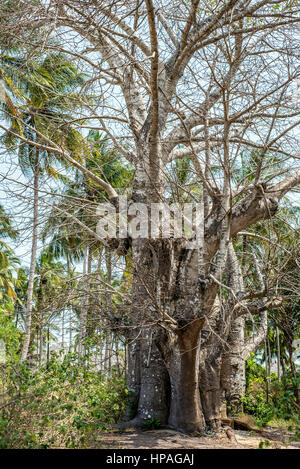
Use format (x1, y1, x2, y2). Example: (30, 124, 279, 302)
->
(0, 353, 127, 448)
(241, 355, 299, 427)
(240, 392, 273, 427)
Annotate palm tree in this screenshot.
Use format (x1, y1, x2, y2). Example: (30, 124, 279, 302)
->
(32, 248, 68, 362)
(0, 49, 88, 361)
(0, 203, 21, 358)
(42, 130, 132, 358)
(0, 204, 19, 301)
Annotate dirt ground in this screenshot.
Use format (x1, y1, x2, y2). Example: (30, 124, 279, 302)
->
(92, 428, 300, 450)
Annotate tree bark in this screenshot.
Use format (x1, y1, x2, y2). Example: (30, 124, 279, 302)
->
(222, 309, 268, 415)
(21, 149, 39, 362)
(199, 329, 224, 432)
(127, 236, 212, 432)
(135, 328, 170, 425)
(222, 316, 246, 415)
(199, 358, 223, 432)
(123, 331, 141, 421)
(162, 321, 206, 433)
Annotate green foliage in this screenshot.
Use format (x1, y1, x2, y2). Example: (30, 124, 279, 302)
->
(0, 204, 18, 240)
(0, 353, 127, 448)
(245, 353, 267, 387)
(0, 311, 20, 360)
(86, 130, 133, 195)
(241, 355, 273, 426)
(241, 392, 274, 427)
(0, 48, 90, 176)
(144, 417, 161, 431)
(270, 372, 300, 420)
(288, 419, 300, 442)
(258, 439, 271, 449)
(241, 355, 299, 427)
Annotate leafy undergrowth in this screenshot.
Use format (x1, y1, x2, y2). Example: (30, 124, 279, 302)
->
(268, 417, 296, 429)
(239, 355, 300, 428)
(0, 354, 127, 448)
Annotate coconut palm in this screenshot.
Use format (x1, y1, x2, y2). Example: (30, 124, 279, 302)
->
(0, 203, 20, 358)
(33, 248, 68, 362)
(0, 49, 88, 361)
(41, 130, 132, 357)
(0, 203, 19, 301)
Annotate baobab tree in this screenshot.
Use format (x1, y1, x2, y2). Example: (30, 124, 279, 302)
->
(1, 0, 300, 433)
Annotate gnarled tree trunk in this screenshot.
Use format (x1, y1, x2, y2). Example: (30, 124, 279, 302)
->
(199, 315, 224, 432)
(159, 320, 206, 433)
(135, 329, 170, 425)
(222, 316, 246, 415)
(127, 235, 208, 432)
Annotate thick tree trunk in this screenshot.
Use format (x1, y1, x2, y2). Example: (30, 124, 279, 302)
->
(198, 298, 227, 432)
(124, 332, 141, 420)
(222, 316, 246, 415)
(163, 321, 206, 433)
(222, 356, 245, 415)
(135, 329, 170, 425)
(199, 346, 223, 432)
(222, 311, 268, 415)
(125, 237, 170, 426)
(127, 235, 213, 432)
(124, 328, 170, 425)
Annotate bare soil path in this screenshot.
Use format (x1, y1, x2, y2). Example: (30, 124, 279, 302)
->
(91, 428, 300, 450)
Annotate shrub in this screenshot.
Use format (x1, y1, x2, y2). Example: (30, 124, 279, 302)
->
(0, 353, 127, 448)
(240, 392, 273, 427)
(241, 355, 299, 427)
